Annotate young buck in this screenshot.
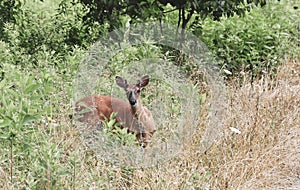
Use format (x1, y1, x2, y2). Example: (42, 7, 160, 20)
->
(75, 75, 156, 147)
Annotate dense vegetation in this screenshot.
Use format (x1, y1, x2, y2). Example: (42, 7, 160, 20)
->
(0, 0, 299, 189)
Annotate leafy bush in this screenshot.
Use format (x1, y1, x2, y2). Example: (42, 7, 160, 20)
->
(102, 113, 137, 147)
(196, 1, 299, 78)
(0, 63, 53, 188)
(0, 41, 84, 189)
(2, 0, 95, 66)
(0, 0, 21, 40)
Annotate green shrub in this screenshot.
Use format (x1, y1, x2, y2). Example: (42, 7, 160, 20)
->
(0, 0, 21, 40)
(2, 0, 98, 66)
(102, 113, 137, 147)
(0, 43, 84, 189)
(196, 1, 299, 78)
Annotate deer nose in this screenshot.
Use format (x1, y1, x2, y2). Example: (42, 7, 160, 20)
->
(129, 99, 137, 105)
(129, 92, 137, 105)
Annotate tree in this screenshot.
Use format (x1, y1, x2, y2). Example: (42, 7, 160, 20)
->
(59, 0, 266, 47)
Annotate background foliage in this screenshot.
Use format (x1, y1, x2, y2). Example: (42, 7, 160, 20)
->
(197, 2, 299, 78)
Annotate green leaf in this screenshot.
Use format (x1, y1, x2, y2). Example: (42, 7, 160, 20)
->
(6, 88, 20, 100)
(107, 119, 116, 128)
(25, 83, 41, 93)
(0, 134, 10, 140)
(0, 79, 7, 90)
(22, 114, 39, 125)
(0, 118, 11, 128)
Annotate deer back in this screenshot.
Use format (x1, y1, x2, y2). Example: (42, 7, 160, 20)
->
(75, 94, 155, 135)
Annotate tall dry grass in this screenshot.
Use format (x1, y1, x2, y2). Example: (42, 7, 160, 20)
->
(206, 56, 300, 189)
(63, 57, 299, 189)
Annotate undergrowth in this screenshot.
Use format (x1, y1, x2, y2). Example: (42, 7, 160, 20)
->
(1, 55, 299, 189)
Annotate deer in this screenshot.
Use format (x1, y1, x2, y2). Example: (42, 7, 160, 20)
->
(74, 75, 156, 147)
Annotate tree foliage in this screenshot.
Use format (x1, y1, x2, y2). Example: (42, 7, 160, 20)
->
(79, 0, 125, 29)
(77, 0, 266, 37)
(0, 0, 22, 40)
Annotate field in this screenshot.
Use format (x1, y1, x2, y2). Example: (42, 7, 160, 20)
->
(0, 0, 299, 189)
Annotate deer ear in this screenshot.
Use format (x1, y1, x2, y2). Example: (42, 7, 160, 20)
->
(116, 76, 128, 89)
(139, 75, 150, 88)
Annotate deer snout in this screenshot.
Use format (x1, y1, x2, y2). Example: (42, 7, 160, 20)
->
(128, 92, 137, 106)
(129, 99, 137, 106)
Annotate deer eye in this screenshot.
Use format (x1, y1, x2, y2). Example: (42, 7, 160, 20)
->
(137, 89, 141, 93)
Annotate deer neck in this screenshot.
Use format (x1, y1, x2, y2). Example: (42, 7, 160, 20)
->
(130, 100, 144, 119)
(130, 100, 147, 135)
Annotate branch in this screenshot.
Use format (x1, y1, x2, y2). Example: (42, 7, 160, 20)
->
(186, 7, 194, 24)
(163, 8, 178, 14)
